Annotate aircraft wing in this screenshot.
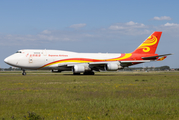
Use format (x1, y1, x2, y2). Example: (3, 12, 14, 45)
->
(58, 60, 151, 71)
(88, 60, 150, 66)
(120, 60, 151, 67)
(89, 60, 151, 71)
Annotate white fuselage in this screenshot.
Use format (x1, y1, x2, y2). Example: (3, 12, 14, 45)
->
(4, 49, 122, 70)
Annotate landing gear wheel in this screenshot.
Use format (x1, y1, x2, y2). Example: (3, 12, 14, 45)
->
(22, 72, 26, 75)
(73, 73, 81, 75)
(83, 72, 95, 75)
(22, 70, 26, 76)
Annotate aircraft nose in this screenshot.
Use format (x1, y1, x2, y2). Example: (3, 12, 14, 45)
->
(4, 56, 18, 66)
(4, 57, 9, 63)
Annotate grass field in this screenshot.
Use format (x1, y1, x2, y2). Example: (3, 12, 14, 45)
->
(0, 71, 179, 120)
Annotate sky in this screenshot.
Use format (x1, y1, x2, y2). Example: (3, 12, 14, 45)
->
(0, 0, 179, 68)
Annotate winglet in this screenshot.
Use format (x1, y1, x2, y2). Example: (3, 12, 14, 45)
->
(132, 31, 162, 54)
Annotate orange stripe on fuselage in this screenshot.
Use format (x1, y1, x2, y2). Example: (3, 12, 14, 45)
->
(39, 53, 132, 69)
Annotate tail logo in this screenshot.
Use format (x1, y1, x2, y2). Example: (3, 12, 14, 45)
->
(143, 47, 150, 52)
(138, 35, 158, 53)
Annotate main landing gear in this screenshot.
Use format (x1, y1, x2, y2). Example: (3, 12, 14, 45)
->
(73, 73, 81, 75)
(22, 70, 26, 76)
(83, 71, 95, 75)
(73, 71, 95, 75)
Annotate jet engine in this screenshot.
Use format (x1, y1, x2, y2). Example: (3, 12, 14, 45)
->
(73, 65, 85, 73)
(106, 63, 123, 71)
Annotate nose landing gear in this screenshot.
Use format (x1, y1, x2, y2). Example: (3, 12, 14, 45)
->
(22, 70, 26, 75)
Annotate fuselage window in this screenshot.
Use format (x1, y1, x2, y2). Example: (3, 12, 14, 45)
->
(34, 52, 40, 54)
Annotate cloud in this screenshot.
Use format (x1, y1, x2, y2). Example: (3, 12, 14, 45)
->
(0, 21, 151, 46)
(153, 22, 179, 38)
(153, 16, 171, 21)
(2, 21, 179, 47)
(69, 23, 86, 29)
(109, 21, 146, 30)
(108, 21, 149, 35)
(0, 29, 96, 46)
(126, 21, 138, 25)
(164, 22, 179, 27)
(41, 30, 51, 34)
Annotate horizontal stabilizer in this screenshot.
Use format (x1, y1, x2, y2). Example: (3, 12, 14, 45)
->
(142, 53, 173, 60)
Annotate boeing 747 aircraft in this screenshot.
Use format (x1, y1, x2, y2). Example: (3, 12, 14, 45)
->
(4, 31, 172, 75)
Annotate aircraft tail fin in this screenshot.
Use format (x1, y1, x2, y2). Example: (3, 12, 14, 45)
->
(132, 31, 162, 54)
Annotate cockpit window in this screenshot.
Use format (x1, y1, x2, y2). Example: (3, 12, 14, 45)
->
(16, 51, 22, 53)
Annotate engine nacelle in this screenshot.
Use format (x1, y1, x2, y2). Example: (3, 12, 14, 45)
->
(106, 63, 123, 71)
(73, 65, 85, 73)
